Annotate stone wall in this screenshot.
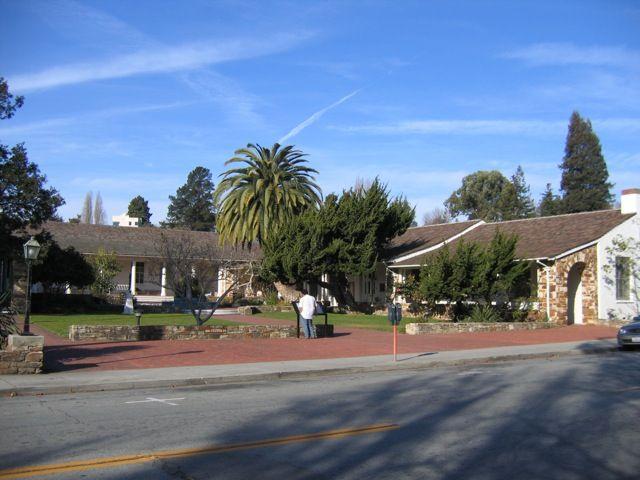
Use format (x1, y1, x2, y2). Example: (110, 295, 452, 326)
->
(536, 245, 598, 325)
(238, 305, 294, 315)
(0, 335, 44, 374)
(405, 322, 557, 335)
(69, 324, 298, 342)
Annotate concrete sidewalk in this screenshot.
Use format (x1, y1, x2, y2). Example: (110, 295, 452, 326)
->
(0, 338, 620, 397)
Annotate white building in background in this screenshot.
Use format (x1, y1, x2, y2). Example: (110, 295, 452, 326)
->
(32, 222, 260, 304)
(112, 213, 141, 227)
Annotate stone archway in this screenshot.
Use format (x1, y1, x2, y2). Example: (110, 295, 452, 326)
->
(567, 262, 586, 325)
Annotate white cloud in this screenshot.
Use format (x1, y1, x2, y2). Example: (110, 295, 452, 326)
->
(335, 118, 640, 136)
(9, 32, 312, 92)
(0, 101, 193, 136)
(503, 43, 640, 68)
(337, 119, 563, 135)
(279, 89, 361, 143)
(68, 174, 179, 191)
(179, 71, 264, 125)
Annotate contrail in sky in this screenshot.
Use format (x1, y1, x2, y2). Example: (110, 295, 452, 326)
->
(278, 89, 361, 143)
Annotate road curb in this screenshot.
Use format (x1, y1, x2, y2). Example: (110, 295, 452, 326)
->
(1, 345, 619, 397)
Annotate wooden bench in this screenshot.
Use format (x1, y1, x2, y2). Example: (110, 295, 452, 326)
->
(291, 301, 333, 338)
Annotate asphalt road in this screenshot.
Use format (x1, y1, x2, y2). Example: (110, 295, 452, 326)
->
(1, 352, 640, 480)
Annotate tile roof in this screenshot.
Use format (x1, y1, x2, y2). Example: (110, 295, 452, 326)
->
(385, 220, 482, 259)
(37, 222, 261, 261)
(390, 209, 635, 267)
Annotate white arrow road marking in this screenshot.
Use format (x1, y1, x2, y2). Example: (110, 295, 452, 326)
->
(125, 397, 185, 406)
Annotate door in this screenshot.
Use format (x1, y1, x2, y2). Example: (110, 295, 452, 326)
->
(567, 263, 585, 325)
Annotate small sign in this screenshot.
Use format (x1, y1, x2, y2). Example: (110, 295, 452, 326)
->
(123, 292, 134, 314)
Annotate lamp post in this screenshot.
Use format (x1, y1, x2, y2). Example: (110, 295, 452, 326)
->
(23, 236, 41, 335)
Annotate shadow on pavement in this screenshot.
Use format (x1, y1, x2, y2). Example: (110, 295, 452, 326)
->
(178, 342, 640, 479)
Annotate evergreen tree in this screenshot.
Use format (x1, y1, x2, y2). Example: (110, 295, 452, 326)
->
(559, 111, 614, 213)
(1, 79, 64, 261)
(0, 144, 64, 257)
(164, 167, 216, 231)
(418, 231, 529, 320)
(32, 238, 95, 293)
(510, 166, 535, 218)
(538, 183, 562, 217)
(0, 77, 24, 120)
(127, 195, 152, 226)
(262, 179, 414, 308)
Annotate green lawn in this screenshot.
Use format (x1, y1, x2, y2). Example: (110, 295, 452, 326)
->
(32, 313, 244, 337)
(255, 311, 406, 333)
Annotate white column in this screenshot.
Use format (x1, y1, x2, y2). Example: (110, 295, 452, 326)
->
(130, 260, 137, 295)
(218, 268, 227, 293)
(161, 265, 167, 297)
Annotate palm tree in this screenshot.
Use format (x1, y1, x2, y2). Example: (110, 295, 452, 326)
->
(214, 143, 322, 246)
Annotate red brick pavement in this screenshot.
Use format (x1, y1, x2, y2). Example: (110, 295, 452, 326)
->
(30, 316, 617, 373)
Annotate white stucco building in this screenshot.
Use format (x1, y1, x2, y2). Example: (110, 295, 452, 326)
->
(111, 213, 141, 228)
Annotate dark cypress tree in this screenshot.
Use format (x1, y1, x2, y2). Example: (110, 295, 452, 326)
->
(538, 183, 562, 217)
(559, 112, 614, 213)
(164, 166, 216, 231)
(127, 196, 152, 226)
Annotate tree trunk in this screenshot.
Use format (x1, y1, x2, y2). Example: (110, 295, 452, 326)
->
(274, 281, 303, 302)
(317, 274, 358, 311)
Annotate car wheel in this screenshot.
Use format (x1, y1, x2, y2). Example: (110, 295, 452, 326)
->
(619, 345, 632, 351)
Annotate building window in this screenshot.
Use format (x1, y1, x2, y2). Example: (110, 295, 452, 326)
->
(615, 256, 630, 301)
(135, 262, 145, 284)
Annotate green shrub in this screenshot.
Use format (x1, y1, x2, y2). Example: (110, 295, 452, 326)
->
(264, 290, 279, 306)
(232, 297, 265, 307)
(466, 304, 501, 323)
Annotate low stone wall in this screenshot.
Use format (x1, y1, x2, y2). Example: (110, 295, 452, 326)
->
(592, 318, 632, 328)
(69, 324, 298, 342)
(0, 335, 44, 374)
(405, 322, 557, 335)
(238, 305, 295, 315)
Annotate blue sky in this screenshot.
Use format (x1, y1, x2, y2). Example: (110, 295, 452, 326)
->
(1, 0, 639, 224)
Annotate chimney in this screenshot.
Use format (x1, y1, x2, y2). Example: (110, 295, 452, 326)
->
(621, 188, 640, 215)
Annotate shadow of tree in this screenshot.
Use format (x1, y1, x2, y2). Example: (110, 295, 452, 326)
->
(168, 348, 640, 479)
(2, 345, 638, 480)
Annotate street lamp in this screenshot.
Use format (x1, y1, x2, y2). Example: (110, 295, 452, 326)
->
(23, 236, 41, 335)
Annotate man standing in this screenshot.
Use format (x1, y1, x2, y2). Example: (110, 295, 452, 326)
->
(298, 288, 317, 339)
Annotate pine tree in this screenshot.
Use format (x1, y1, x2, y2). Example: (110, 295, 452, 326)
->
(93, 192, 106, 225)
(510, 166, 535, 218)
(127, 196, 152, 226)
(81, 192, 93, 224)
(559, 111, 614, 213)
(165, 166, 216, 231)
(538, 183, 562, 217)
